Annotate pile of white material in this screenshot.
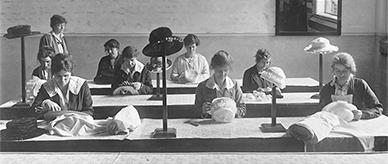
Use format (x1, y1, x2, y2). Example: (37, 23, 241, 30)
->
(210, 97, 237, 123)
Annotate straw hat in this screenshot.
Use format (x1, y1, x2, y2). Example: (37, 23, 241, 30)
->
(142, 27, 183, 57)
(304, 37, 338, 54)
(210, 97, 237, 123)
(260, 67, 286, 89)
(3, 25, 40, 39)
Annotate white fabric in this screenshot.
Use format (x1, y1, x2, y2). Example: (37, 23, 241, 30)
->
(43, 76, 86, 97)
(171, 53, 210, 83)
(48, 106, 141, 137)
(322, 100, 356, 122)
(260, 67, 286, 89)
(210, 97, 237, 123)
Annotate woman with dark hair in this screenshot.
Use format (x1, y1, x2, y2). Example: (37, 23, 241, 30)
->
(94, 39, 121, 84)
(32, 46, 55, 80)
(39, 14, 69, 55)
(111, 46, 153, 95)
(320, 52, 383, 120)
(31, 54, 93, 120)
(170, 34, 209, 83)
(195, 50, 246, 118)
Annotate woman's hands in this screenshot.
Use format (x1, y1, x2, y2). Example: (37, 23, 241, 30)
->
(119, 81, 142, 90)
(42, 99, 61, 112)
(201, 102, 212, 117)
(352, 110, 363, 121)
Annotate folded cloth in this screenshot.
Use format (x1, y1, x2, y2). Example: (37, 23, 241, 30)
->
(113, 86, 139, 95)
(48, 106, 141, 137)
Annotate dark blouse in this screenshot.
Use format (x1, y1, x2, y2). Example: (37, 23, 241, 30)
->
(242, 65, 272, 93)
(320, 77, 383, 119)
(94, 55, 120, 84)
(111, 65, 153, 95)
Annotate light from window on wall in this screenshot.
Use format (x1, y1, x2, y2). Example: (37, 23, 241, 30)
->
(324, 0, 338, 16)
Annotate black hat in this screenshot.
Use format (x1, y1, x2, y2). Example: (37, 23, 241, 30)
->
(147, 57, 173, 73)
(0, 117, 47, 141)
(3, 25, 40, 39)
(142, 27, 183, 57)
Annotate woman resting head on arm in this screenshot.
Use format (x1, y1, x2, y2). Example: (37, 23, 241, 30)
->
(31, 53, 94, 121)
(194, 50, 246, 118)
(319, 52, 383, 120)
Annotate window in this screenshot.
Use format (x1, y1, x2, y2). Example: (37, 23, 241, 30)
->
(276, 0, 342, 35)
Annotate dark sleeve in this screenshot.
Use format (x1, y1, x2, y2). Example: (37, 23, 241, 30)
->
(138, 70, 153, 94)
(30, 86, 50, 117)
(195, 82, 207, 117)
(359, 80, 383, 119)
(39, 34, 51, 50)
(234, 82, 246, 118)
(242, 69, 254, 93)
(94, 58, 104, 81)
(111, 67, 124, 91)
(80, 81, 94, 116)
(319, 83, 333, 109)
(32, 67, 40, 78)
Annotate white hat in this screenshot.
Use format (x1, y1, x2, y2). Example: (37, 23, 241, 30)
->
(260, 67, 286, 89)
(322, 101, 356, 122)
(304, 37, 339, 54)
(210, 97, 237, 123)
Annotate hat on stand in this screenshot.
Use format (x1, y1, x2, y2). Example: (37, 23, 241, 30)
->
(142, 27, 183, 57)
(260, 67, 286, 89)
(304, 37, 338, 54)
(3, 25, 40, 39)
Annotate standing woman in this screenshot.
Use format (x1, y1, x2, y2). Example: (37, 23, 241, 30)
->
(195, 50, 246, 118)
(31, 54, 93, 120)
(320, 52, 383, 120)
(39, 14, 69, 55)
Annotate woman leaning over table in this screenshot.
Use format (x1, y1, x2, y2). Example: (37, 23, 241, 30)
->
(320, 52, 383, 121)
(195, 50, 246, 118)
(31, 53, 93, 121)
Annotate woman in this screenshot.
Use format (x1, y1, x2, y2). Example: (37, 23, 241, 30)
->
(94, 39, 121, 84)
(39, 14, 69, 55)
(320, 52, 383, 120)
(170, 34, 210, 83)
(111, 46, 153, 95)
(195, 50, 246, 118)
(31, 54, 93, 120)
(32, 46, 55, 80)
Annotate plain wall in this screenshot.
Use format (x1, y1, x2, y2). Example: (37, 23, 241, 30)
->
(1, 0, 386, 112)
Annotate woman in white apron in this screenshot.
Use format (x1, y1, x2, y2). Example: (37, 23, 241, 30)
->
(320, 52, 383, 120)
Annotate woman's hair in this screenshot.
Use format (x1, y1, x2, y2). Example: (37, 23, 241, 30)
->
(122, 46, 139, 59)
(51, 53, 73, 74)
(255, 48, 271, 63)
(183, 34, 200, 46)
(50, 15, 67, 28)
(210, 50, 233, 69)
(104, 39, 120, 49)
(331, 52, 357, 74)
(37, 46, 55, 61)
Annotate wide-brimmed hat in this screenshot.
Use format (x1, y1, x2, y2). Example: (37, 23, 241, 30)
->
(147, 57, 173, 73)
(210, 97, 237, 123)
(261, 67, 286, 89)
(3, 25, 40, 39)
(142, 27, 183, 57)
(304, 37, 338, 54)
(0, 117, 46, 141)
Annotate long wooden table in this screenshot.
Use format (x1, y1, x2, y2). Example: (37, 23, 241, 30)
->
(1, 117, 387, 152)
(0, 92, 320, 119)
(87, 77, 319, 95)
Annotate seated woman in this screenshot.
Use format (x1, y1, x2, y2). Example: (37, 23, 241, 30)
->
(320, 52, 383, 120)
(39, 14, 69, 55)
(170, 34, 210, 83)
(111, 46, 153, 95)
(94, 39, 121, 84)
(31, 53, 93, 120)
(242, 48, 282, 96)
(32, 46, 55, 80)
(195, 50, 246, 118)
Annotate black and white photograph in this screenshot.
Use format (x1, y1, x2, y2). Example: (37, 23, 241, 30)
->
(0, 0, 387, 163)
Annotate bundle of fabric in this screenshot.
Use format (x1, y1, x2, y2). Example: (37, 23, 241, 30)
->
(288, 101, 356, 143)
(48, 106, 141, 137)
(0, 117, 46, 140)
(210, 97, 237, 123)
(112, 86, 139, 95)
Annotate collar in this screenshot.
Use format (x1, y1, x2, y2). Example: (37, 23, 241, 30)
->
(50, 31, 64, 40)
(205, 75, 234, 90)
(43, 76, 86, 97)
(121, 59, 144, 75)
(330, 74, 354, 87)
(183, 53, 198, 61)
